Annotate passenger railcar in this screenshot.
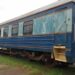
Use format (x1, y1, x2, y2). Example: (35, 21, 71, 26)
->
(0, 0, 75, 64)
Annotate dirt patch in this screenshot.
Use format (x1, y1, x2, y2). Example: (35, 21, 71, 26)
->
(0, 64, 30, 75)
(0, 64, 10, 70)
(0, 64, 43, 75)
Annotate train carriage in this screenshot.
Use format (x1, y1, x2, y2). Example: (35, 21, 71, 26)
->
(0, 0, 75, 64)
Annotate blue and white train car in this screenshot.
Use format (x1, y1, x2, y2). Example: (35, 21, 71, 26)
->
(0, 0, 75, 64)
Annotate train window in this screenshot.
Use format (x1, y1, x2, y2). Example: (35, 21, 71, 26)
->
(54, 9, 72, 33)
(18, 22, 24, 36)
(23, 23, 32, 35)
(12, 25, 18, 36)
(0, 29, 1, 37)
(66, 9, 72, 32)
(53, 11, 67, 33)
(3, 26, 9, 37)
(8, 25, 12, 37)
(74, 24, 75, 41)
(33, 9, 72, 35)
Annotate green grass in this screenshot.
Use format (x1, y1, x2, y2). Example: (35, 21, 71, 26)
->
(0, 55, 75, 75)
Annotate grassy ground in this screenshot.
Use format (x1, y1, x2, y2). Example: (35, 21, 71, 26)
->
(0, 55, 75, 75)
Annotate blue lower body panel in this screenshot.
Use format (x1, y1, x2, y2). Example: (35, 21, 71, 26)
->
(0, 34, 54, 52)
(0, 33, 73, 63)
(0, 33, 71, 52)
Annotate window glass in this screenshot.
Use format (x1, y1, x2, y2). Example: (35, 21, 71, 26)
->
(12, 25, 18, 36)
(8, 25, 12, 37)
(1, 28, 4, 37)
(53, 11, 66, 33)
(3, 26, 9, 37)
(23, 22, 32, 35)
(66, 9, 72, 32)
(0, 29, 1, 37)
(18, 22, 24, 36)
(33, 9, 72, 35)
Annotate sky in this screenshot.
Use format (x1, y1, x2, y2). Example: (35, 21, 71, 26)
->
(0, 0, 58, 23)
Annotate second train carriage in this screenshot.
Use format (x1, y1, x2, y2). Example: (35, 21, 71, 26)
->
(0, 0, 75, 64)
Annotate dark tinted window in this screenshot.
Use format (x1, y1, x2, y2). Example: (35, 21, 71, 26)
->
(23, 22, 32, 35)
(12, 25, 18, 36)
(0, 29, 1, 37)
(3, 26, 9, 37)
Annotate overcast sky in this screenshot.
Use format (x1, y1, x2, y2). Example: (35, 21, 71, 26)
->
(0, 0, 57, 23)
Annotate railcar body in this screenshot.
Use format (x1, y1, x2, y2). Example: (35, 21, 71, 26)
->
(0, 0, 75, 64)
